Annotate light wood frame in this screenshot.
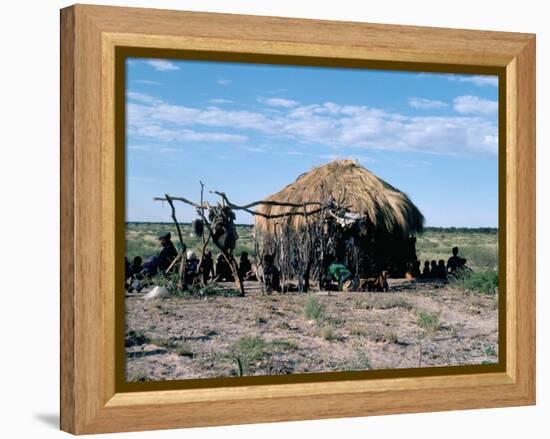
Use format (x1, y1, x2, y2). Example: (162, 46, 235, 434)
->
(60, 4, 536, 434)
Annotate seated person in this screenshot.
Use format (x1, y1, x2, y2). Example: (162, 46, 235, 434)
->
(214, 253, 234, 282)
(437, 259, 447, 279)
(185, 250, 200, 285)
(261, 254, 281, 293)
(447, 246, 467, 274)
(199, 249, 215, 284)
(328, 261, 352, 291)
(406, 259, 421, 279)
(364, 270, 389, 292)
(130, 256, 143, 279)
(142, 231, 179, 277)
(238, 251, 256, 280)
(430, 260, 438, 276)
(422, 260, 431, 278)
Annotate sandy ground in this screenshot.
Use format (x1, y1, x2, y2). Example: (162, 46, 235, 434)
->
(125, 279, 498, 382)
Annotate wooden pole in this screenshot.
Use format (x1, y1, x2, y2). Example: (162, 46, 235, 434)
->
(199, 181, 206, 245)
(196, 208, 245, 296)
(164, 194, 187, 289)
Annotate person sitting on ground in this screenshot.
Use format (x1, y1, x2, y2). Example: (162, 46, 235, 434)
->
(142, 231, 179, 277)
(261, 254, 281, 293)
(412, 259, 421, 277)
(430, 260, 438, 277)
(213, 253, 234, 282)
(437, 259, 447, 279)
(422, 260, 431, 278)
(328, 260, 353, 291)
(125, 256, 145, 292)
(406, 259, 422, 279)
(185, 250, 200, 285)
(130, 256, 143, 278)
(238, 251, 256, 280)
(199, 249, 215, 284)
(447, 246, 467, 274)
(364, 270, 390, 292)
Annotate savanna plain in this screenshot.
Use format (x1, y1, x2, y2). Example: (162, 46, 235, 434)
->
(125, 224, 499, 381)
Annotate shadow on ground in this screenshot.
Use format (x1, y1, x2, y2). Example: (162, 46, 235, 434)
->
(34, 413, 59, 429)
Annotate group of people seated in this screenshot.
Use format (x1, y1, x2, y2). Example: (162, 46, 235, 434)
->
(407, 246, 468, 280)
(325, 246, 469, 292)
(126, 231, 470, 293)
(124, 231, 260, 290)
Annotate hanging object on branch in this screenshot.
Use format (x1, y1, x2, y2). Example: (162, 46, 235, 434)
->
(192, 217, 204, 237)
(208, 204, 238, 253)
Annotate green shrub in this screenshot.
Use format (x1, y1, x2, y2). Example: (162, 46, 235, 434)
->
(228, 336, 297, 375)
(320, 325, 334, 341)
(349, 323, 367, 337)
(484, 344, 497, 357)
(416, 310, 441, 335)
(175, 342, 194, 357)
(450, 269, 498, 295)
(303, 294, 326, 323)
(340, 352, 370, 371)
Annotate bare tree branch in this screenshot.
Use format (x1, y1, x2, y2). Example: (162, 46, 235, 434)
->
(211, 190, 322, 209)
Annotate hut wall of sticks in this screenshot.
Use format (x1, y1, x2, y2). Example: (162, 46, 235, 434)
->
(254, 160, 424, 289)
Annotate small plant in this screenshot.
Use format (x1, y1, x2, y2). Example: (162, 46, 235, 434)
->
(367, 329, 398, 343)
(416, 310, 441, 335)
(349, 324, 367, 337)
(150, 337, 173, 348)
(196, 282, 242, 297)
(340, 351, 370, 371)
(228, 336, 297, 375)
(320, 325, 334, 341)
(127, 368, 149, 382)
(484, 344, 497, 357)
(354, 299, 371, 310)
(254, 313, 268, 325)
(377, 297, 414, 311)
(125, 329, 150, 347)
(236, 357, 244, 376)
(303, 294, 326, 324)
(154, 272, 181, 294)
(175, 342, 194, 357)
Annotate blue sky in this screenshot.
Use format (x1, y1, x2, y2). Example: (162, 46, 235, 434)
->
(126, 58, 499, 227)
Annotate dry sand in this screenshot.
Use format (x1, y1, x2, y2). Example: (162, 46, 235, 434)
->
(125, 278, 498, 382)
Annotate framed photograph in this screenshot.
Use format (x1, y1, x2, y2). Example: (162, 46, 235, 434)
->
(60, 4, 536, 434)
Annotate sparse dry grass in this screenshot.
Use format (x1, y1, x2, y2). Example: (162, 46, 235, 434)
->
(125, 225, 499, 382)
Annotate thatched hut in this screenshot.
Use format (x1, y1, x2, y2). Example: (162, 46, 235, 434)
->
(255, 160, 424, 287)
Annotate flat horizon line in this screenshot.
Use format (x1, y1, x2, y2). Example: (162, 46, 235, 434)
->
(125, 221, 498, 230)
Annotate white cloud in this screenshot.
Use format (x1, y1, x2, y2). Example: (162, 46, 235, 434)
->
(453, 95, 498, 116)
(128, 121, 248, 143)
(127, 93, 498, 156)
(408, 97, 448, 110)
(239, 145, 266, 153)
(208, 98, 234, 105)
(133, 79, 161, 85)
(451, 75, 498, 87)
(145, 59, 180, 72)
(258, 97, 299, 108)
(418, 73, 498, 87)
(217, 78, 232, 86)
(127, 91, 162, 105)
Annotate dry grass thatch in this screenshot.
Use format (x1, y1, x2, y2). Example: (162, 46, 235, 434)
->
(255, 159, 424, 236)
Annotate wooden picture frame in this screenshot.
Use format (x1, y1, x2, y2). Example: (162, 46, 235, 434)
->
(60, 4, 536, 434)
